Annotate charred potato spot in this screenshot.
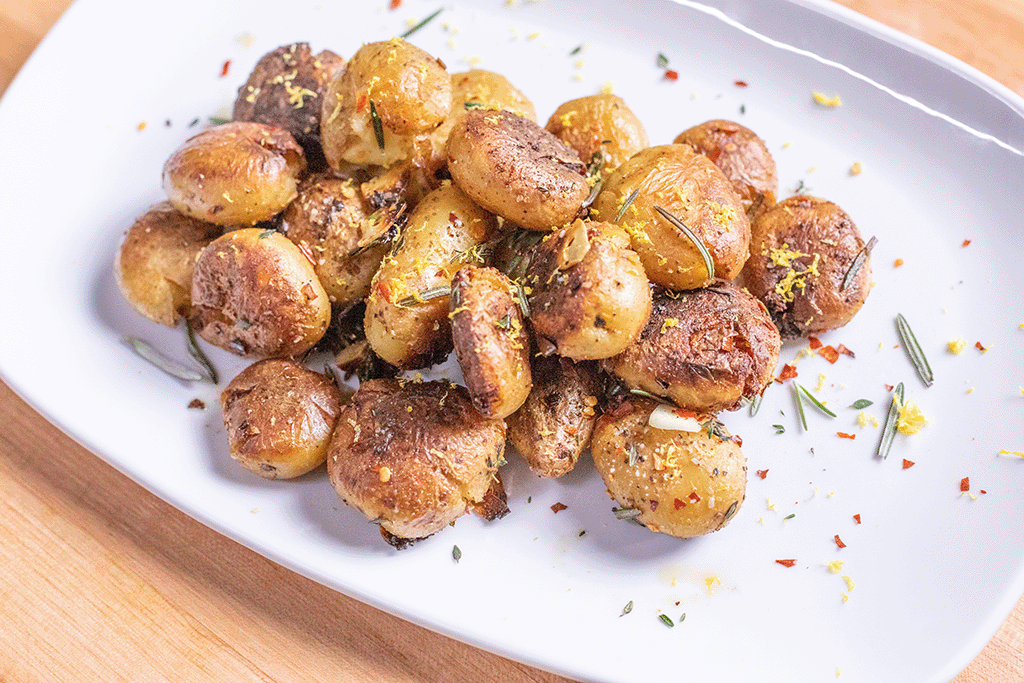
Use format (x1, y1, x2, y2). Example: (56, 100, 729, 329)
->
(115, 201, 222, 327)
(190, 228, 331, 357)
(446, 108, 589, 230)
(742, 195, 871, 339)
(603, 281, 781, 413)
(163, 121, 306, 227)
(673, 120, 778, 216)
(591, 397, 746, 538)
(526, 220, 651, 360)
(545, 94, 649, 176)
(592, 144, 750, 290)
(220, 359, 343, 479)
(326, 379, 507, 546)
(450, 266, 532, 419)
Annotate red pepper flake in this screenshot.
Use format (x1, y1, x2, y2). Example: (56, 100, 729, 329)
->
(376, 281, 392, 304)
(188, 398, 205, 409)
(301, 282, 318, 301)
(673, 408, 698, 419)
(902, 459, 915, 469)
(775, 363, 798, 383)
(808, 336, 822, 350)
(664, 69, 679, 81)
(894, 258, 904, 267)
(220, 60, 231, 77)
(885, 384, 895, 392)
(834, 534, 847, 549)
(688, 491, 701, 503)
(389, 0, 402, 8)
(756, 469, 768, 480)
(551, 502, 568, 514)
(853, 513, 861, 524)
(650, 499, 659, 511)
(355, 92, 369, 113)
(818, 345, 840, 364)
(837, 432, 856, 440)
(975, 341, 987, 352)
(775, 559, 797, 568)
(960, 477, 970, 492)
(674, 498, 686, 510)
(980, 490, 988, 495)
(734, 80, 749, 87)
(962, 239, 971, 247)
(732, 435, 743, 447)
(836, 344, 855, 358)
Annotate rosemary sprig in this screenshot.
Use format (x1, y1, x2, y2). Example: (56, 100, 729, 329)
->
(124, 336, 205, 382)
(613, 507, 640, 520)
(401, 8, 442, 38)
(749, 391, 764, 417)
(659, 614, 675, 628)
(369, 100, 385, 150)
(842, 235, 877, 290)
(895, 313, 933, 387)
(877, 382, 905, 459)
(613, 188, 639, 222)
(395, 285, 450, 307)
(185, 324, 218, 384)
(793, 382, 808, 431)
(653, 205, 714, 280)
(797, 384, 836, 417)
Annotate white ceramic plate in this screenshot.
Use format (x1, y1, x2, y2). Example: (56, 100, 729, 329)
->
(2, 1, 1023, 681)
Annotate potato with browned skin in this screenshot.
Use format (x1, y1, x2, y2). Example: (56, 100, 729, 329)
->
(545, 94, 648, 176)
(450, 266, 532, 420)
(603, 281, 780, 414)
(115, 201, 222, 327)
(327, 379, 508, 549)
(591, 396, 746, 538)
(190, 228, 331, 357)
(221, 359, 344, 479)
(525, 219, 650, 360)
(163, 121, 306, 227)
(742, 194, 872, 339)
(446, 108, 589, 230)
(592, 144, 749, 290)
(506, 356, 603, 478)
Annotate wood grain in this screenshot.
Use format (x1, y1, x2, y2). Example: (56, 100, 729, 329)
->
(0, 1, 1022, 682)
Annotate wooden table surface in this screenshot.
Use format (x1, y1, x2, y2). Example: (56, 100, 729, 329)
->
(1, 1, 1022, 681)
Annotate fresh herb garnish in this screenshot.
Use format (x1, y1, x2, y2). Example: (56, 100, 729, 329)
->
(570, 45, 583, 56)
(495, 314, 511, 330)
(653, 205, 714, 280)
(850, 399, 873, 409)
(124, 337, 205, 382)
(895, 313, 933, 387)
(395, 285, 450, 307)
(749, 391, 764, 417)
(656, 53, 669, 69)
(627, 444, 639, 466)
(842, 235, 877, 291)
(877, 382, 905, 459)
(659, 614, 675, 627)
(185, 323, 218, 384)
(613, 507, 640, 521)
(785, 513, 796, 520)
(463, 100, 487, 109)
(401, 7, 442, 38)
(207, 116, 231, 126)
(680, 613, 687, 623)
(452, 544, 462, 563)
(621, 600, 633, 616)
(613, 188, 640, 222)
(793, 382, 808, 431)
(773, 424, 785, 434)
(258, 229, 276, 239)
(798, 384, 836, 418)
(369, 100, 385, 150)
(579, 530, 586, 537)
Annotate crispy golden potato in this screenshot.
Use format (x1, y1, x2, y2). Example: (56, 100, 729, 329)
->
(742, 195, 872, 339)
(446, 108, 589, 230)
(525, 220, 651, 360)
(190, 228, 331, 357)
(321, 38, 451, 170)
(545, 94, 648, 176)
(603, 281, 780, 413)
(450, 266, 532, 419)
(220, 358, 343, 479)
(163, 121, 306, 227)
(115, 201, 222, 327)
(232, 42, 345, 169)
(591, 396, 746, 538)
(592, 144, 750, 290)
(673, 120, 777, 215)
(327, 379, 508, 548)
(506, 356, 602, 478)
(450, 70, 536, 121)
(364, 183, 498, 368)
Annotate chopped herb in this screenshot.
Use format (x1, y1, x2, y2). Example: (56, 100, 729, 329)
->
(749, 391, 764, 416)
(850, 399, 873, 409)
(656, 53, 669, 68)
(613, 507, 640, 520)
(877, 382, 905, 459)
(628, 388, 660, 401)
(785, 513, 796, 520)
(185, 323, 218, 384)
(680, 613, 687, 623)
(452, 544, 462, 563)
(772, 424, 785, 434)
(627, 444, 639, 466)
(369, 100, 385, 150)
(798, 384, 837, 417)
(740, 104, 746, 114)
(258, 229, 276, 239)
(395, 285, 450, 307)
(793, 382, 808, 431)
(495, 315, 511, 330)
(188, 117, 200, 127)
(724, 500, 739, 520)
(207, 116, 231, 126)
(659, 614, 674, 627)
(842, 235, 877, 290)
(578, 530, 586, 537)
(570, 45, 583, 55)
(527, 496, 532, 503)
(123, 337, 205, 382)
(514, 280, 530, 318)
(613, 188, 640, 222)
(794, 179, 809, 194)
(895, 313, 934, 387)
(401, 7, 442, 38)
(621, 600, 633, 616)
(463, 100, 487, 109)
(653, 206, 714, 280)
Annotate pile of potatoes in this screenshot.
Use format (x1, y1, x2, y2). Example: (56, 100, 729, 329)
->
(115, 38, 872, 548)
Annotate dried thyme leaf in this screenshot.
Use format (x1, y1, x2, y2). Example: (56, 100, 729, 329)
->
(895, 313, 934, 387)
(653, 205, 714, 280)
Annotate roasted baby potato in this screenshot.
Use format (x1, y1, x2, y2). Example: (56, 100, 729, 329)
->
(321, 38, 451, 170)
(450, 266, 532, 419)
(592, 144, 750, 290)
(525, 219, 651, 360)
(591, 396, 746, 538)
(190, 228, 331, 357)
(364, 183, 498, 368)
(673, 119, 778, 215)
(115, 201, 222, 327)
(450, 70, 536, 122)
(327, 379, 509, 548)
(544, 94, 649, 176)
(163, 121, 306, 227)
(742, 195, 873, 339)
(446, 108, 589, 230)
(232, 42, 345, 169)
(506, 356, 602, 478)
(603, 281, 781, 413)
(220, 358, 343, 479)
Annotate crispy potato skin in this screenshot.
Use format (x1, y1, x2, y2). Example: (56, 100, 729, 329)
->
(232, 42, 345, 169)
(450, 70, 537, 122)
(526, 220, 651, 360)
(545, 94, 649, 175)
(506, 356, 602, 478)
(220, 359, 343, 479)
(364, 183, 498, 369)
(591, 397, 746, 538)
(742, 195, 872, 339)
(321, 38, 451, 169)
(327, 379, 508, 545)
(163, 121, 306, 227)
(592, 144, 750, 290)
(603, 282, 781, 413)
(115, 201, 222, 327)
(190, 228, 331, 357)
(450, 266, 532, 419)
(446, 108, 589, 230)
(673, 120, 778, 215)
